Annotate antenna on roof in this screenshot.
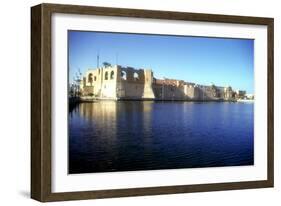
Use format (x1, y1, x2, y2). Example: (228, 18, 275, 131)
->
(97, 50, 100, 68)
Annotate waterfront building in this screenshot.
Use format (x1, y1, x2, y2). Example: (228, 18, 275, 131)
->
(78, 64, 246, 101)
(80, 65, 155, 100)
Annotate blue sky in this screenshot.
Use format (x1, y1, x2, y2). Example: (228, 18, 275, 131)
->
(68, 30, 254, 93)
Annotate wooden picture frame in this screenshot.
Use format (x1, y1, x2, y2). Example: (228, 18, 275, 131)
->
(31, 3, 274, 202)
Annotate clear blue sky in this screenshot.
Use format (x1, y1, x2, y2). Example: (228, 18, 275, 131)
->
(68, 30, 254, 93)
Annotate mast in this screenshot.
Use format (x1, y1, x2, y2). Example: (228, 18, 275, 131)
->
(97, 52, 100, 68)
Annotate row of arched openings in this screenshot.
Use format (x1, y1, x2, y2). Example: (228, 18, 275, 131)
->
(88, 70, 140, 83)
(88, 73, 96, 83)
(121, 71, 139, 81)
(105, 71, 115, 80)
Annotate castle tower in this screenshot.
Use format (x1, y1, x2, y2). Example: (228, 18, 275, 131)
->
(142, 69, 155, 99)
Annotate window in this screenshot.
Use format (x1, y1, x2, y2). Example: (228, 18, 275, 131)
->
(88, 73, 93, 85)
(121, 71, 127, 80)
(110, 71, 114, 79)
(94, 76, 97, 81)
(105, 71, 108, 80)
(133, 72, 139, 81)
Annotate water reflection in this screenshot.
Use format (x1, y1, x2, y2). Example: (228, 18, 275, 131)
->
(69, 101, 254, 174)
(80, 101, 117, 139)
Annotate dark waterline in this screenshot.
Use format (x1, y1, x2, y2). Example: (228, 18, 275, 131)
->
(68, 101, 254, 174)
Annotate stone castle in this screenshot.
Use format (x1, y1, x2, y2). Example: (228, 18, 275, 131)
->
(77, 65, 246, 101)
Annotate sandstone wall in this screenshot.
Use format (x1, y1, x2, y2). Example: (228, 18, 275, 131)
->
(79, 65, 235, 101)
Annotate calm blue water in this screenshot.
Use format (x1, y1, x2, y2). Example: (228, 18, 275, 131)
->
(69, 101, 254, 174)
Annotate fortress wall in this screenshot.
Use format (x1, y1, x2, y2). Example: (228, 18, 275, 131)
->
(101, 81, 117, 98)
(82, 68, 103, 96)
(162, 85, 185, 100)
(79, 65, 233, 101)
(82, 86, 94, 95)
(217, 87, 225, 99)
(184, 85, 199, 100)
(142, 69, 155, 99)
(152, 84, 162, 99)
(100, 66, 118, 99)
(152, 84, 188, 100)
(116, 67, 155, 99)
(152, 81, 228, 101)
(119, 81, 145, 99)
(117, 67, 145, 99)
(81, 65, 119, 99)
(202, 86, 216, 100)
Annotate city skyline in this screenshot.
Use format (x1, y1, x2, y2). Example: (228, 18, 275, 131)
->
(68, 30, 254, 93)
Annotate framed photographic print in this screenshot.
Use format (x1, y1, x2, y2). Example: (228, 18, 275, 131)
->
(31, 3, 274, 202)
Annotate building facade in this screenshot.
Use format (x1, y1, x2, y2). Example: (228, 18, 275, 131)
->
(78, 65, 245, 101)
(80, 65, 155, 100)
